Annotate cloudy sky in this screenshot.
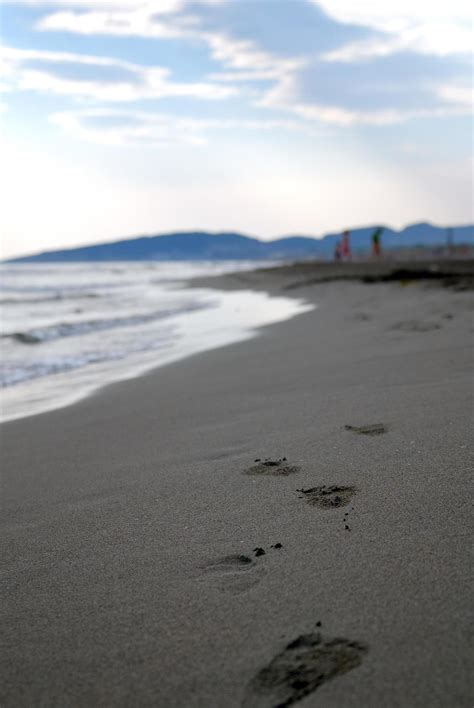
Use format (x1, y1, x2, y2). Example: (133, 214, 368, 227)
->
(0, 0, 472, 258)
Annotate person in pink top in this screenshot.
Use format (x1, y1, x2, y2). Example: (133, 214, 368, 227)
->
(341, 230, 351, 260)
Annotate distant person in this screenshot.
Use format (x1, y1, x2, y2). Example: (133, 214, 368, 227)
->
(446, 228, 454, 256)
(371, 227, 383, 258)
(334, 241, 342, 261)
(341, 230, 351, 260)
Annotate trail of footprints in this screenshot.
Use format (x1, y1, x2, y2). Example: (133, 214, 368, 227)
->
(200, 422, 388, 705)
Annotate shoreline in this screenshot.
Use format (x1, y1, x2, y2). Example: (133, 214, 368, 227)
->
(2, 258, 472, 426)
(1, 260, 473, 706)
(1, 285, 311, 424)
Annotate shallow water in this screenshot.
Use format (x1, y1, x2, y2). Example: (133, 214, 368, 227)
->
(0, 262, 313, 422)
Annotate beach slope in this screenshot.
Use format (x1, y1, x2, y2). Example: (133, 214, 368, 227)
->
(1, 263, 472, 707)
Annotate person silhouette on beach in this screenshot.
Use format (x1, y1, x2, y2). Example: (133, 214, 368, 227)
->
(371, 227, 383, 258)
(334, 241, 342, 261)
(341, 230, 351, 260)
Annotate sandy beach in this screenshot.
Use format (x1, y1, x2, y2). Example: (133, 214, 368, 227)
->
(1, 261, 472, 707)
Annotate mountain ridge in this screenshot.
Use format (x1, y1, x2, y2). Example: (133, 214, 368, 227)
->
(7, 222, 474, 262)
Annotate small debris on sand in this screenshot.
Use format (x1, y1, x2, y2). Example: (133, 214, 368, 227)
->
(345, 423, 388, 435)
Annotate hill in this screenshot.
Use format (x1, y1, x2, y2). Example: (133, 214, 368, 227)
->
(7, 223, 474, 262)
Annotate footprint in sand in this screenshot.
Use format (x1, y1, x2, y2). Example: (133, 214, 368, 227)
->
(242, 632, 368, 708)
(200, 554, 264, 595)
(391, 320, 440, 333)
(345, 423, 388, 436)
(245, 458, 300, 476)
(351, 312, 372, 322)
(297, 485, 356, 509)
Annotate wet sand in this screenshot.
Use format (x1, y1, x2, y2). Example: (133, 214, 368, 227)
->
(1, 261, 473, 707)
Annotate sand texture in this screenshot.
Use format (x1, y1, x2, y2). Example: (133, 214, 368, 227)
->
(1, 261, 473, 707)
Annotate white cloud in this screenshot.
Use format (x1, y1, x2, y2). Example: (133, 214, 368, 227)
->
(29, 0, 473, 128)
(2, 1, 184, 8)
(50, 107, 320, 146)
(257, 56, 473, 126)
(200, 30, 303, 77)
(436, 84, 473, 108)
(31, 0, 305, 126)
(289, 103, 468, 126)
(35, 2, 300, 86)
(31, 0, 227, 39)
(34, 0, 474, 60)
(16, 2, 309, 124)
(3, 0, 472, 130)
(51, 109, 207, 146)
(37, 7, 183, 39)
(314, 0, 473, 59)
(261, 82, 463, 126)
(313, 0, 473, 30)
(321, 36, 411, 63)
(0, 45, 236, 102)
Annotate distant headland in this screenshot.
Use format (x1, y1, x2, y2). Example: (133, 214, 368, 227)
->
(6, 222, 474, 262)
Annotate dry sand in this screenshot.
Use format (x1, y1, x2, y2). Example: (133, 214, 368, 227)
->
(1, 261, 473, 707)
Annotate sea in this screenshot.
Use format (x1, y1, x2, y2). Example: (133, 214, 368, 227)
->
(0, 262, 312, 423)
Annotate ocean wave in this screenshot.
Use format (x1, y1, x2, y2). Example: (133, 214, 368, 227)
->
(1, 354, 117, 386)
(5, 301, 213, 344)
(0, 280, 136, 293)
(1, 334, 176, 387)
(0, 293, 100, 305)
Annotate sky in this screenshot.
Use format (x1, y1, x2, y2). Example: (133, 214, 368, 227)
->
(0, 0, 473, 258)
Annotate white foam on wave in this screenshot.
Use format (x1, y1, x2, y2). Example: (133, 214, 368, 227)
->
(0, 262, 313, 422)
(1, 325, 178, 387)
(6, 301, 213, 345)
